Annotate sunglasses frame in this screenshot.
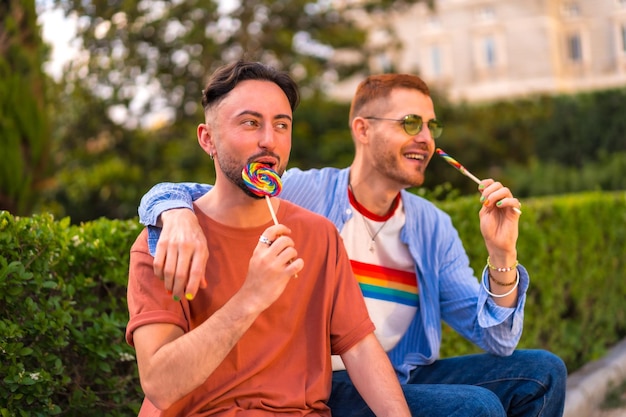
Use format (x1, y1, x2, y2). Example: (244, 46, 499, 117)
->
(363, 114, 443, 139)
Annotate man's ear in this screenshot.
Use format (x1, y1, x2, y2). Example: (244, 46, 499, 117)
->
(352, 117, 370, 145)
(197, 123, 215, 157)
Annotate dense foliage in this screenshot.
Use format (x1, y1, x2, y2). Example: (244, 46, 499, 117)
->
(38, 83, 626, 223)
(438, 191, 626, 368)
(2, 191, 625, 414)
(33, 0, 428, 222)
(0, 212, 142, 415)
(0, 0, 50, 216)
(1, 0, 624, 223)
(423, 91, 626, 198)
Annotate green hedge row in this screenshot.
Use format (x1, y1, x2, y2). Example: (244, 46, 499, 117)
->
(438, 191, 626, 366)
(0, 213, 142, 416)
(1, 191, 625, 415)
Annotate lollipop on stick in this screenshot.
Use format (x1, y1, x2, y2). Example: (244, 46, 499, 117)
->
(435, 148, 482, 184)
(436, 148, 522, 215)
(242, 162, 282, 225)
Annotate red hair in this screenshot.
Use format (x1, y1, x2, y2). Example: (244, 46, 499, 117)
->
(349, 74, 431, 122)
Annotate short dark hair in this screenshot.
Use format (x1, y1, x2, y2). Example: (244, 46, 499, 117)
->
(349, 74, 431, 122)
(201, 60, 300, 112)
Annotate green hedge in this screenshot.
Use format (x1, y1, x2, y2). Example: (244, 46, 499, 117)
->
(0, 213, 142, 416)
(438, 191, 626, 367)
(1, 191, 625, 415)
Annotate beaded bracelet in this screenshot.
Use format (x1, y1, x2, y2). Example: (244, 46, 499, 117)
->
(486, 256, 519, 272)
(488, 270, 517, 286)
(481, 265, 520, 298)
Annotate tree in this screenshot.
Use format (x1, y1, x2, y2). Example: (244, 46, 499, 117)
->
(39, 0, 430, 221)
(49, 0, 429, 127)
(0, 0, 50, 215)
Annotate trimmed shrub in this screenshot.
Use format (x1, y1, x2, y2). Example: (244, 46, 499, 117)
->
(1, 191, 625, 414)
(0, 212, 142, 416)
(438, 191, 626, 372)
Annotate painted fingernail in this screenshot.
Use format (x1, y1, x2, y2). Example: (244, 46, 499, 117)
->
(483, 199, 489, 207)
(480, 195, 486, 203)
(185, 293, 194, 301)
(167, 290, 173, 295)
(478, 184, 485, 190)
(496, 200, 503, 207)
(173, 295, 180, 301)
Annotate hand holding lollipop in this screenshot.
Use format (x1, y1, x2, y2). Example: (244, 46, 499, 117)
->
(242, 162, 282, 224)
(243, 162, 299, 278)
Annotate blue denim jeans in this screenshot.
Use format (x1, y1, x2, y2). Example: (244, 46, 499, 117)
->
(328, 350, 567, 417)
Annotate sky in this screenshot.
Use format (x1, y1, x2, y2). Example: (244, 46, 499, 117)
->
(35, 1, 241, 128)
(37, 4, 79, 80)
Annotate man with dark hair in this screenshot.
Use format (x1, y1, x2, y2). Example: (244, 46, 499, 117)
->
(137, 71, 567, 416)
(126, 61, 411, 416)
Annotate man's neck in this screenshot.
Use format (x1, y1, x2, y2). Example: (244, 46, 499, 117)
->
(195, 186, 278, 228)
(348, 165, 402, 217)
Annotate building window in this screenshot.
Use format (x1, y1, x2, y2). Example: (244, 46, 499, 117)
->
(567, 33, 582, 62)
(477, 5, 495, 21)
(562, 2, 581, 17)
(431, 45, 442, 76)
(427, 15, 441, 30)
(483, 36, 496, 68)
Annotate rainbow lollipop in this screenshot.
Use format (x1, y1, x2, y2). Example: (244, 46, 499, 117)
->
(242, 162, 282, 224)
(436, 148, 522, 215)
(435, 148, 481, 184)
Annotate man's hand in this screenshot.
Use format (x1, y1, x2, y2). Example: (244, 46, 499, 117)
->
(154, 208, 209, 300)
(238, 224, 304, 311)
(477, 179, 521, 306)
(478, 179, 521, 255)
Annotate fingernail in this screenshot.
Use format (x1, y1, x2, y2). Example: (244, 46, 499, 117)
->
(185, 293, 194, 300)
(480, 195, 486, 203)
(478, 184, 485, 190)
(483, 199, 489, 207)
(167, 290, 173, 295)
(496, 200, 503, 207)
(172, 295, 180, 301)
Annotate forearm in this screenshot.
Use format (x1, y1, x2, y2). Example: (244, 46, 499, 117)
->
(342, 334, 410, 417)
(138, 182, 211, 226)
(136, 294, 263, 409)
(485, 250, 519, 307)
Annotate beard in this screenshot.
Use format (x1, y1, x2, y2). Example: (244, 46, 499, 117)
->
(372, 141, 429, 189)
(217, 151, 284, 199)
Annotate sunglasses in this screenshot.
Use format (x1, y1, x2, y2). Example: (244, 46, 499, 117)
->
(363, 114, 443, 139)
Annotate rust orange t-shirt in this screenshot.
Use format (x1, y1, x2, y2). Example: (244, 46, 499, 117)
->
(126, 200, 374, 416)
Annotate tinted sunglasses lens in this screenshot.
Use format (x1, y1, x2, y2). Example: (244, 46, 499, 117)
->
(402, 115, 423, 135)
(428, 120, 443, 139)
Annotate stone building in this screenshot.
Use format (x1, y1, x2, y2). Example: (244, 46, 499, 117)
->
(331, 0, 626, 103)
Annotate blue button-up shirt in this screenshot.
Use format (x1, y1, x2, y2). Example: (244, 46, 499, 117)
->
(139, 167, 527, 383)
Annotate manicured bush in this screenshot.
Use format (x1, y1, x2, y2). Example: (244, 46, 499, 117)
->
(1, 191, 625, 414)
(438, 191, 626, 372)
(0, 212, 142, 416)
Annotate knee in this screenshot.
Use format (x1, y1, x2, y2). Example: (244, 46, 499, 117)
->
(459, 387, 506, 417)
(456, 387, 506, 417)
(532, 350, 567, 382)
(544, 351, 568, 392)
(403, 385, 506, 417)
(516, 349, 568, 390)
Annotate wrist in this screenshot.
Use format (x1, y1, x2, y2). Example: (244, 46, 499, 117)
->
(159, 207, 194, 227)
(482, 265, 519, 298)
(488, 269, 517, 287)
(486, 254, 518, 272)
